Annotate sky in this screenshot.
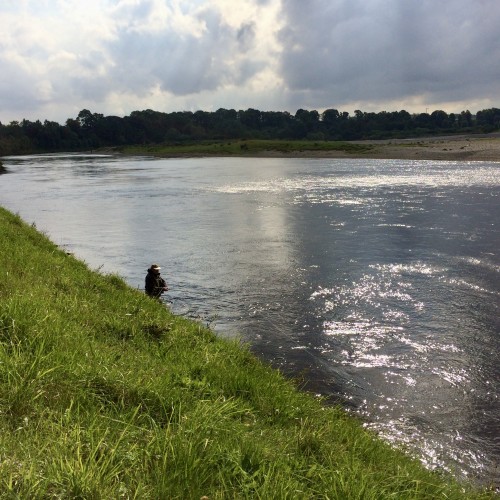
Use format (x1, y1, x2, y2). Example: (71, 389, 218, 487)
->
(1, 0, 500, 124)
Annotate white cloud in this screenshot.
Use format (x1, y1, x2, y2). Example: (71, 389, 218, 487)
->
(0, 0, 498, 123)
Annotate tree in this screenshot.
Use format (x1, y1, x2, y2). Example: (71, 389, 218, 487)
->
(239, 108, 262, 130)
(322, 109, 340, 125)
(430, 110, 449, 129)
(21, 119, 44, 141)
(414, 112, 432, 129)
(458, 110, 473, 128)
(65, 118, 81, 135)
(476, 108, 500, 130)
(77, 109, 96, 129)
(295, 109, 320, 127)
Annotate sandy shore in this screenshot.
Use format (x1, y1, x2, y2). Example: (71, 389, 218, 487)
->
(354, 133, 500, 161)
(104, 132, 500, 162)
(269, 133, 500, 162)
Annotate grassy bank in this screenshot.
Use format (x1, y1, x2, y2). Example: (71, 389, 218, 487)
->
(0, 206, 494, 498)
(118, 139, 374, 157)
(112, 135, 500, 161)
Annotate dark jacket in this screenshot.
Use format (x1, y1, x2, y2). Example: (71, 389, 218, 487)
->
(145, 270, 167, 298)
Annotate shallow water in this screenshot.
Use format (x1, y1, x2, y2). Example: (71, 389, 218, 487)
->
(1, 154, 499, 486)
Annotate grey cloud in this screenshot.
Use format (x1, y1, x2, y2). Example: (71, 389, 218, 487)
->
(278, 0, 500, 108)
(0, 57, 45, 114)
(237, 22, 256, 52)
(105, 6, 263, 97)
(49, 51, 116, 106)
(1, 0, 267, 122)
(120, 0, 154, 19)
(3, 0, 498, 123)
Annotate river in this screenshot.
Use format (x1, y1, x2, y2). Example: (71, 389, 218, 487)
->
(1, 153, 499, 487)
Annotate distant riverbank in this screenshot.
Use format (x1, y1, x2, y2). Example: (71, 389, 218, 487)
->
(113, 133, 500, 162)
(348, 133, 500, 161)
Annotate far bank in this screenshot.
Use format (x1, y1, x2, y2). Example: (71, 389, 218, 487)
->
(113, 134, 500, 162)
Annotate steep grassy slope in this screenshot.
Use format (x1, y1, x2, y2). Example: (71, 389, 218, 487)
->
(0, 206, 494, 498)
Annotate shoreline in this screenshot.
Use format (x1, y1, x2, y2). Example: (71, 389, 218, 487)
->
(2, 205, 493, 497)
(112, 133, 500, 162)
(3, 133, 498, 162)
(245, 134, 500, 162)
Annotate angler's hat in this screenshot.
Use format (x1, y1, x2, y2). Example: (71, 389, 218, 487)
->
(150, 264, 161, 270)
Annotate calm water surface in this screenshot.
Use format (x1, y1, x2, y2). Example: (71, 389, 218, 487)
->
(1, 154, 499, 486)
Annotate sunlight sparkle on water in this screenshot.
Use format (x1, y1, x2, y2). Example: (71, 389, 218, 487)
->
(3, 154, 498, 487)
(213, 162, 499, 197)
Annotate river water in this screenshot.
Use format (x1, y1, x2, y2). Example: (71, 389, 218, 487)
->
(1, 153, 499, 487)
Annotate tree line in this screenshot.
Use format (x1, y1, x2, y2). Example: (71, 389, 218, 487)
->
(1, 106, 499, 155)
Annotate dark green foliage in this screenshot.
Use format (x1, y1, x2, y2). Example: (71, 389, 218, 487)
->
(1, 107, 499, 155)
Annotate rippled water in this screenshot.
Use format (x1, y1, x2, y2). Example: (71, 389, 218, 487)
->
(1, 154, 499, 487)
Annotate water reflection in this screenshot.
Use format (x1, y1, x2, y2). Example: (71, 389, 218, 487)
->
(0, 154, 499, 487)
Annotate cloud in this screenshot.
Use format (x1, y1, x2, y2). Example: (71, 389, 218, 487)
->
(277, 0, 500, 110)
(105, 5, 264, 96)
(0, 0, 281, 121)
(0, 0, 499, 123)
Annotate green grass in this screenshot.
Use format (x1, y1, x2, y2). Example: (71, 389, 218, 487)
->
(118, 139, 374, 157)
(0, 205, 495, 498)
